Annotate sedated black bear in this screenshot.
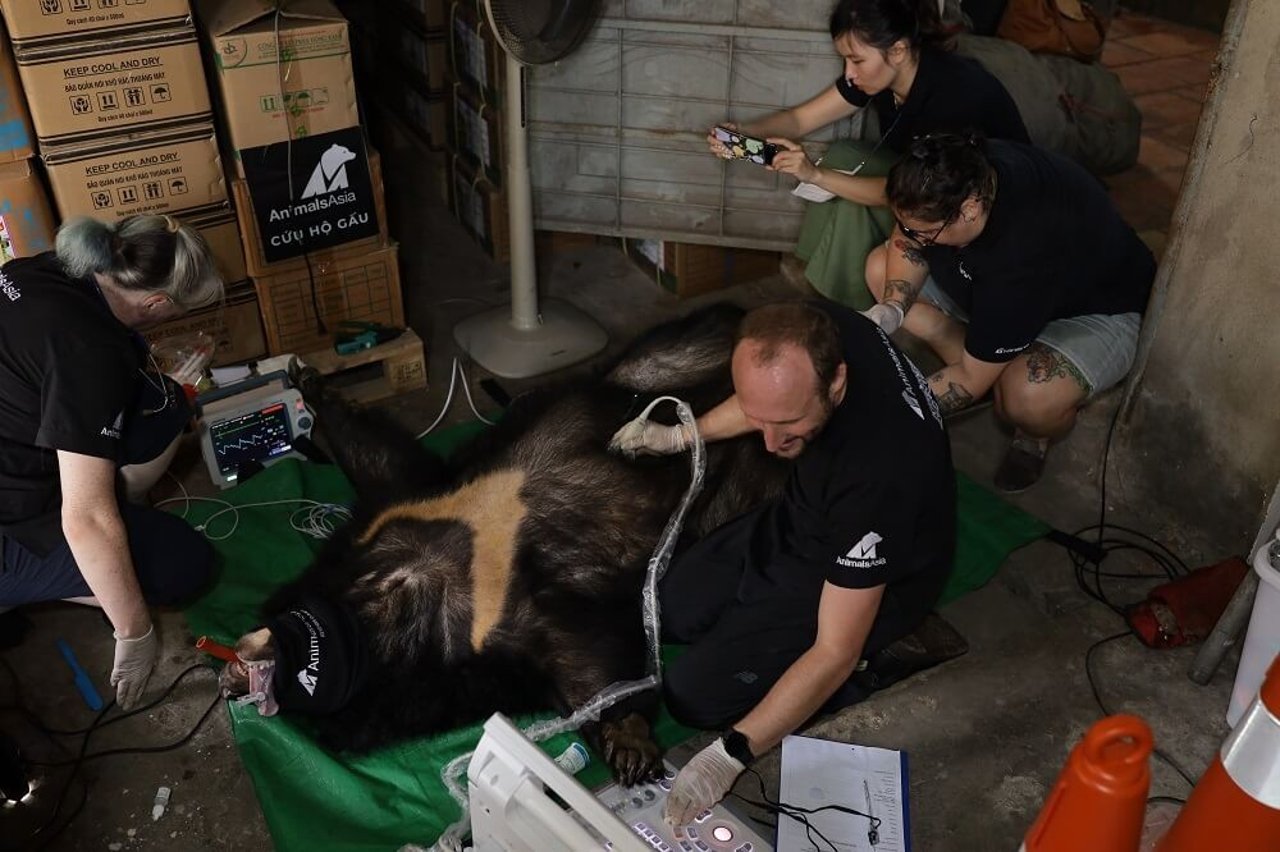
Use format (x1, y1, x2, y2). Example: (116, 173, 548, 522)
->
(219, 305, 790, 783)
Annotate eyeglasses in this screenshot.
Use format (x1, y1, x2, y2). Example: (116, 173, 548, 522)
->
(896, 214, 954, 247)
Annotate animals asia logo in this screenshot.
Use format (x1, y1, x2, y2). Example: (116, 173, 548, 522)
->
(836, 531, 887, 569)
(300, 144, 357, 199)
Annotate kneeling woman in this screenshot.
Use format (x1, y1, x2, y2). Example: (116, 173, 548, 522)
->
(862, 133, 1156, 491)
(708, 0, 1028, 307)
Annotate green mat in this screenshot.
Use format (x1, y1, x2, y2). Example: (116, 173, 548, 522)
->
(183, 426, 1047, 851)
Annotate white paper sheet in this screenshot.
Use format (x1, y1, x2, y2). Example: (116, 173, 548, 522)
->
(778, 735, 909, 852)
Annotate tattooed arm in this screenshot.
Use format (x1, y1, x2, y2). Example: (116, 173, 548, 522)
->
(926, 354, 1004, 415)
(863, 227, 931, 333)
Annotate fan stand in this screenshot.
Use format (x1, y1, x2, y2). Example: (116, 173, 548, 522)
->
(453, 54, 607, 380)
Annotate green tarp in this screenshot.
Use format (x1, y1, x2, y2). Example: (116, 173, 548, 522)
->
(183, 425, 1046, 851)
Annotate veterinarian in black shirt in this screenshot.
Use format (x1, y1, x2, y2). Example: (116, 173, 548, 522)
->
(611, 300, 955, 825)
(861, 133, 1155, 490)
(0, 216, 222, 708)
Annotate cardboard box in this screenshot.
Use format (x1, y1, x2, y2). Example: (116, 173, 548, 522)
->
(145, 279, 267, 367)
(14, 26, 212, 147)
(450, 79, 500, 185)
(382, 0, 445, 34)
(232, 147, 386, 276)
(624, 238, 780, 299)
(385, 15, 447, 94)
(449, 1, 501, 103)
(450, 153, 507, 263)
(177, 204, 246, 284)
(43, 123, 227, 220)
(197, 0, 359, 156)
(0, 159, 56, 262)
(253, 242, 404, 354)
(381, 79, 448, 149)
(0, 0, 192, 46)
(0, 28, 34, 163)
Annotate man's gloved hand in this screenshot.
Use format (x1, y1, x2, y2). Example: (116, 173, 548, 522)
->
(663, 738, 745, 827)
(111, 625, 158, 710)
(608, 416, 692, 458)
(862, 302, 905, 335)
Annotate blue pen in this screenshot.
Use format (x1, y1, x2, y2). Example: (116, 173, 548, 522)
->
(57, 639, 104, 712)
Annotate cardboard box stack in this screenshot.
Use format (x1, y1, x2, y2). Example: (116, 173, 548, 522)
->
(0, 20, 53, 263)
(196, 0, 413, 371)
(0, 0, 262, 360)
(445, 0, 507, 262)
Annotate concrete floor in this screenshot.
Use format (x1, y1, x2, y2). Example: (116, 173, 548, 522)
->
(0, 11, 1243, 852)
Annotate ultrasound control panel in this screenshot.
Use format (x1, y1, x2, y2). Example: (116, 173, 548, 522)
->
(594, 763, 773, 852)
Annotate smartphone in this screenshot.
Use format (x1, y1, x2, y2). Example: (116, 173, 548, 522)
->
(713, 126, 778, 167)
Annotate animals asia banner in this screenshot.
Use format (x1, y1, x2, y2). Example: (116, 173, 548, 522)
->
(240, 127, 380, 263)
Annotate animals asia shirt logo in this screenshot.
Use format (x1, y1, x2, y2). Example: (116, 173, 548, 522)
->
(837, 531, 887, 569)
(240, 127, 380, 263)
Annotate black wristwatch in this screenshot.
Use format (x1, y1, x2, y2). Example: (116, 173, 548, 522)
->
(721, 728, 754, 765)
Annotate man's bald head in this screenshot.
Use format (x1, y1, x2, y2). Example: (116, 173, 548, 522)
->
(735, 302, 844, 398)
(731, 302, 847, 458)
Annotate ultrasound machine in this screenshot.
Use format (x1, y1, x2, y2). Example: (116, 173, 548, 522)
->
(196, 371, 316, 489)
(468, 714, 773, 852)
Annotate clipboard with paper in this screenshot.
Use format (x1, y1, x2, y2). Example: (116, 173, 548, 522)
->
(778, 734, 911, 851)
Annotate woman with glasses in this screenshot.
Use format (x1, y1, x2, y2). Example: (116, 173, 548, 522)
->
(706, 0, 1028, 308)
(0, 215, 223, 708)
(861, 132, 1155, 491)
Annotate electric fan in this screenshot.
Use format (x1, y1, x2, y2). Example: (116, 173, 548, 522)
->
(452, 0, 608, 379)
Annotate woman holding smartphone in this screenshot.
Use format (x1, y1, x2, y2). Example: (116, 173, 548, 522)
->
(708, 0, 1029, 309)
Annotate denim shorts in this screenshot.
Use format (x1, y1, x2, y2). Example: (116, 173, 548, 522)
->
(919, 277, 1142, 398)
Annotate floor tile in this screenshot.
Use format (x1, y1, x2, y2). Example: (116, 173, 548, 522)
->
(1115, 56, 1212, 95)
(1108, 14, 1165, 39)
(1133, 92, 1205, 129)
(1151, 121, 1201, 149)
(1138, 135, 1190, 171)
(1102, 40, 1156, 68)
(1121, 30, 1219, 58)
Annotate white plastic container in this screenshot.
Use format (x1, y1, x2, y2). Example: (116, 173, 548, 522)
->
(1228, 531, 1280, 726)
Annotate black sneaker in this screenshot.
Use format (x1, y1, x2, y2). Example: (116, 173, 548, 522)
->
(994, 435, 1049, 493)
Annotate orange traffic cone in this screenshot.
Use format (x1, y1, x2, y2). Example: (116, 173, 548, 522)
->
(1156, 652, 1280, 851)
(1021, 714, 1153, 852)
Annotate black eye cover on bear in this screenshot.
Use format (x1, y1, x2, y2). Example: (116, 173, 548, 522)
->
(263, 596, 367, 714)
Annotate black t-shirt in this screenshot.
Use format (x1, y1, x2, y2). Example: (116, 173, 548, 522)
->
(920, 140, 1157, 363)
(836, 47, 1030, 153)
(752, 302, 955, 623)
(0, 252, 141, 553)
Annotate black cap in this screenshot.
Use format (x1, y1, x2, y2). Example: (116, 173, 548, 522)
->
(264, 597, 366, 715)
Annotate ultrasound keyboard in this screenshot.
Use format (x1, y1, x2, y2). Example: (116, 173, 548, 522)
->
(594, 762, 774, 852)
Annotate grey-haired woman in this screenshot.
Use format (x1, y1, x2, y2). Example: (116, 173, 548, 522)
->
(0, 214, 224, 708)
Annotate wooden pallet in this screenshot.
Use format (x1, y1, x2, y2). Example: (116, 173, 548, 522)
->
(303, 328, 428, 406)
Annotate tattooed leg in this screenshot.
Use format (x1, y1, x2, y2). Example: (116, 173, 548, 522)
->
(1023, 343, 1091, 395)
(995, 345, 1089, 440)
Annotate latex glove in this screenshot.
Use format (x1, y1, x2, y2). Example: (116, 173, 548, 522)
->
(111, 625, 158, 710)
(608, 416, 692, 458)
(663, 738, 745, 828)
(862, 302, 905, 335)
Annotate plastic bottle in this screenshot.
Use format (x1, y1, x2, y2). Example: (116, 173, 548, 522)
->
(553, 742, 590, 775)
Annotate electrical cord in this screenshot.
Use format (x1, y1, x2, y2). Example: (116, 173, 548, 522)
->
(1084, 632, 1199, 790)
(0, 658, 222, 851)
(1062, 407, 1190, 615)
(729, 766, 881, 852)
(416, 356, 496, 439)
